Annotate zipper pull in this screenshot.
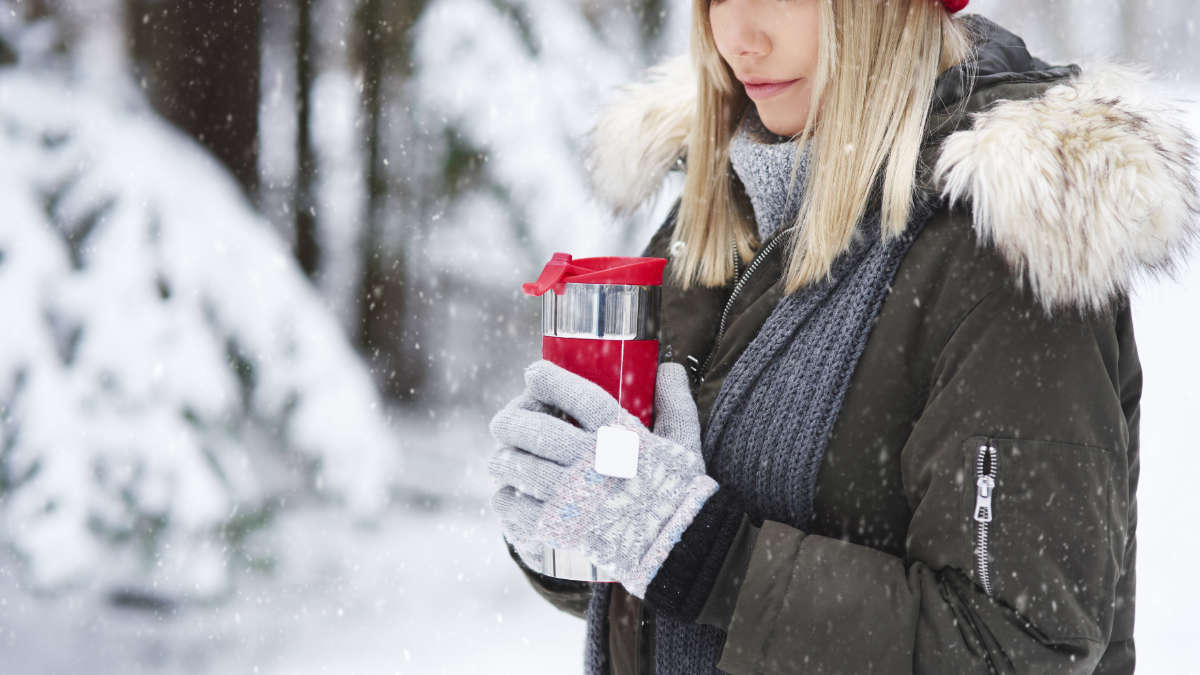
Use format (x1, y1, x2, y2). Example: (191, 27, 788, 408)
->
(973, 442, 998, 596)
(973, 475, 994, 522)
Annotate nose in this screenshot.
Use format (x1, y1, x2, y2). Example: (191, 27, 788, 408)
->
(714, 0, 771, 59)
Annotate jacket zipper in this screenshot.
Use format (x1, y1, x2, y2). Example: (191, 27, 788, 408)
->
(973, 441, 998, 596)
(695, 226, 794, 383)
(731, 234, 742, 280)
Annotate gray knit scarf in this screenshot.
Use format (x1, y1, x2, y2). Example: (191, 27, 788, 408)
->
(583, 106, 935, 675)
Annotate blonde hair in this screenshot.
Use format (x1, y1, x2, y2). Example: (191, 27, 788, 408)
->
(673, 0, 976, 293)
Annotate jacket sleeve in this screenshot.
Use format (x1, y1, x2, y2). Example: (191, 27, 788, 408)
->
(704, 283, 1137, 674)
(502, 535, 593, 620)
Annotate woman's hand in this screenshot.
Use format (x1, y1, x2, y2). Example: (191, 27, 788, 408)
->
(487, 360, 718, 597)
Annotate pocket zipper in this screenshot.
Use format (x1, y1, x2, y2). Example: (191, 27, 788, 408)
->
(973, 441, 998, 596)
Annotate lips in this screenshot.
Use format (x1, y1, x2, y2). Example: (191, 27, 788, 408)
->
(741, 78, 800, 100)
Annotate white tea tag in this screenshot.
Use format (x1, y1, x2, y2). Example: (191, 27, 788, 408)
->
(594, 425, 639, 478)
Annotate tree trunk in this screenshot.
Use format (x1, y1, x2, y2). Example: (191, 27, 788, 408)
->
(127, 0, 261, 202)
(636, 0, 667, 56)
(352, 0, 429, 402)
(293, 0, 320, 279)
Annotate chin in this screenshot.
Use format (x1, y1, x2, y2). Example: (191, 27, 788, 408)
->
(759, 116, 802, 138)
(755, 106, 805, 138)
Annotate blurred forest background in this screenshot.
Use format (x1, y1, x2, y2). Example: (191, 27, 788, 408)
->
(0, 0, 1197, 672)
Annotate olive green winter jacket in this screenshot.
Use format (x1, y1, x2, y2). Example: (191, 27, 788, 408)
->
(503, 15, 1198, 675)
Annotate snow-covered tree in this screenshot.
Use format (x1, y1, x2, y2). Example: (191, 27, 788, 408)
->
(0, 64, 400, 601)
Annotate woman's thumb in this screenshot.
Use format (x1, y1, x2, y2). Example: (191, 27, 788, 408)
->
(652, 361, 701, 451)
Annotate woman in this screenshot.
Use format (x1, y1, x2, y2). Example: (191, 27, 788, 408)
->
(488, 1, 1199, 673)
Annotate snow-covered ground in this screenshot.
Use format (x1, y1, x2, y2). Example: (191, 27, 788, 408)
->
(0, 496, 584, 674)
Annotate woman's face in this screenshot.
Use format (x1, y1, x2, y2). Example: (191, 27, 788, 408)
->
(709, 0, 821, 137)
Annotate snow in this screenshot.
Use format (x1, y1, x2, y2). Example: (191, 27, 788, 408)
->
(1, 3, 1199, 673)
(0, 67, 398, 599)
(0, 500, 584, 674)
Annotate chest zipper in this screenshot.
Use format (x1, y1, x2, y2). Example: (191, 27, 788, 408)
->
(973, 441, 998, 596)
(731, 234, 742, 280)
(693, 226, 795, 384)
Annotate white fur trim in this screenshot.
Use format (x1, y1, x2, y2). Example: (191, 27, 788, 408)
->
(934, 63, 1200, 314)
(584, 53, 695, 217)
(586, 55, 1200, 314)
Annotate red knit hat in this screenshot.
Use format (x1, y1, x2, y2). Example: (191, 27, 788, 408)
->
(941, 0, 969, 11)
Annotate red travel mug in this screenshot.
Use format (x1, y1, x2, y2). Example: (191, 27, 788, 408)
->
(521, 252, 667, 582)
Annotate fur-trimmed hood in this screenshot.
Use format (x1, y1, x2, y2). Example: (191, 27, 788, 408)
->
(585, 16, 1200, 314)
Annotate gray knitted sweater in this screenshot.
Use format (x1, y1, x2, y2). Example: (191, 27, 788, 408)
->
(728, 106, 812, 241)
(583, 105, 933, 674)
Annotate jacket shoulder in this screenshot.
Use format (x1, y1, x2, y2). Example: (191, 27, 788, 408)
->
(638, 197, 681, 259)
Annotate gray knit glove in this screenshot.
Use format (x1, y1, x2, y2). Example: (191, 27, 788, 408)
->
(487, 359, 719, 598)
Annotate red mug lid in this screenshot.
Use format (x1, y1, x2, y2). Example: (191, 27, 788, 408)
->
(522, 252, 668, 296)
